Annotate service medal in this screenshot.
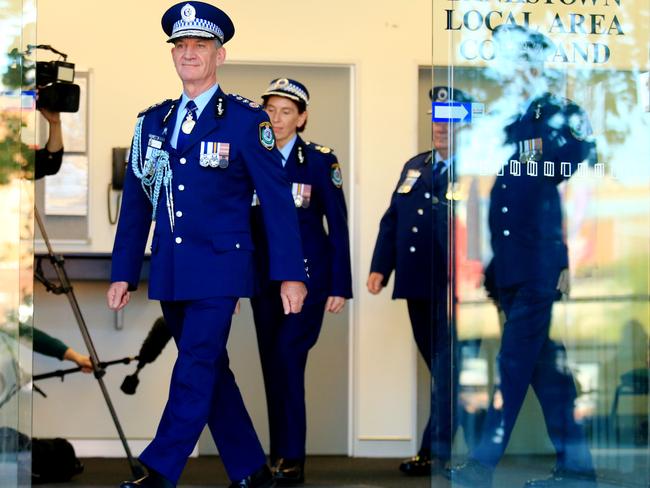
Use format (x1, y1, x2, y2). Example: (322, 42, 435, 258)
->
(181, 118, 195, 134)
(294, 194, 304, 207)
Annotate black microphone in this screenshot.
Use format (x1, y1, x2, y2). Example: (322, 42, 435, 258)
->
(121, 317, 172, 395)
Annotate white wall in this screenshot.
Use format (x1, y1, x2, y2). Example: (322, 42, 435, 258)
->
(35, 0, 434, 458)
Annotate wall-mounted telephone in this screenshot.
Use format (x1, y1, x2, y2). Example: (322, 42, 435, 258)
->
(108, 147, 129, 224)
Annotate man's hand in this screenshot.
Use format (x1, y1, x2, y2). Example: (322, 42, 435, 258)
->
(366, 272, 385, 295)
(107, 281, 130, 311)
(556, 268, 571, 298)
(280, 281, 307, 314)
(63, 348, 93, 373)
(233, 300, 241, 315)
(325, 296, 346, 314)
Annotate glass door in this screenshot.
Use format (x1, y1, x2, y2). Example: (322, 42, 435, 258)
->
(1, 0, 37, 486)
(432, 1, 650, 486)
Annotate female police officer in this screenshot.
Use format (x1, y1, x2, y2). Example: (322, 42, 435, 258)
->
(251, 78, 353, 485)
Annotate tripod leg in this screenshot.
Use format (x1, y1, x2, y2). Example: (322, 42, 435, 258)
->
(35, 208, 145, 479)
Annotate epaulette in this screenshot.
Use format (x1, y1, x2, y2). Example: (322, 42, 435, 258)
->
(137, 99, 173, 117)
(227, 93, 262, 111)
(305, 141, 334, 155)
(407, 150, 432, 165)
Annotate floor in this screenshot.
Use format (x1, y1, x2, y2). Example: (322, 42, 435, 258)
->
(33, 455, 648, 488)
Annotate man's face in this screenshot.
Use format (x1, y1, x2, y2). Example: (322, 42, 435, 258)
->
(432, 121, 449, 154)
(171, 37, 225, 85)
(264, 96, 307, 143)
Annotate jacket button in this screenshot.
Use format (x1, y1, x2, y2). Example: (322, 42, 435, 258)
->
(417, 209, 424, 215)
(175, 237, 183, 244)
(503, 230, 510, 236)
(180, 158, 187, 165)
(424, 192, 431, 199)
(235, 243, 240, 249)
(412, 226, 418, 233)
(501, 183, 507, 189)
(176, 210, 183, 217)
(178, 184, 185, 191)
(502, 206, 508, 213)
(409, 246, 416, 253)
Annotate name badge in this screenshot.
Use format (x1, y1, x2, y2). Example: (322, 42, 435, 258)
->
(145, 135, 165, 169)
(200, 141, 230, 168)
(397, 169, 421, 194)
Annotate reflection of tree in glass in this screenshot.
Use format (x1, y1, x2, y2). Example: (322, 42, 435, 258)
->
(0, 112, 33, 185)
(1, 48, 34, 90)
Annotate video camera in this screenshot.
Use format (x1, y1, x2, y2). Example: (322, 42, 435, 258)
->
(27, 45, 80, 113)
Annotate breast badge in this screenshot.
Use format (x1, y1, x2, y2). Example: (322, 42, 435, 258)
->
(397, 169, 421, 194)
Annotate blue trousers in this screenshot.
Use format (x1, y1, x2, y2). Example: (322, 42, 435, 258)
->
(251, 291, 326, 461)
(407, 298, 458, 461)
(139, 297, 266, 484)
(471, 279, 594, 473)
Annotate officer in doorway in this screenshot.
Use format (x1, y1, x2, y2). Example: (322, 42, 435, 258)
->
(251, 78, 353, 485)
(367, 86, 471, 477)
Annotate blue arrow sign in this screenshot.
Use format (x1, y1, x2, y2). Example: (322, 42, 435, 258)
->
(432, 102, 473, 123)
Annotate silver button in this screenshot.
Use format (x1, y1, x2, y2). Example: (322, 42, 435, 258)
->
(235, 243, 240, 249)
(412, 226, 418, 233)
(175, 237, 183, 244)
(503, 230, 510, 237)
(501, 183, 507, 189)
(178, 184, 185, 191)
(417, 209, 424, 215)
(180, 158, 187, 165)
(176, 210, 183, 218)
(409, 246, 416, 253)
(501, 207, 508, 213)
(424, 192, 431, 199)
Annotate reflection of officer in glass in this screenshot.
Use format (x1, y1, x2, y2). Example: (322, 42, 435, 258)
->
(251, 78, 352, 485)
(367, 86, 470, 476)
(107, 3, 307, 488)
(450, 25, 597, 488)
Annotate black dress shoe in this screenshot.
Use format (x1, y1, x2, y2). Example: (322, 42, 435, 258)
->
(524, 467, 597, 487)
(448, 459, 494, 488)
(272, 458, 305, 485)
(120, 471, 174, 488)
(399, 453, 448, 476)
(228, 464, 276, 488)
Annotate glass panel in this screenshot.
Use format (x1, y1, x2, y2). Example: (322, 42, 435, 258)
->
(0, 0, 36, 486)
(433, 1, 650, 486)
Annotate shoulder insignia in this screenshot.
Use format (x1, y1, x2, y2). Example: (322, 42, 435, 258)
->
(138, 99, 173, 117)
(297, 144, 306, 164)
(331, 162, 343, 188)
(306, 141, 335, 155)
(259, 121, 275, 150)
(228, 93, 262, 111)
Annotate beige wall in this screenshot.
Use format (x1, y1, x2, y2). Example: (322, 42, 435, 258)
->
(35, 0, 434, 457)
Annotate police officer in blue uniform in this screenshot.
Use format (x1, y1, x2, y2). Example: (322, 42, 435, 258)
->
(367, 86, 471, 477)
(250, 78, 352, 485)
(107, 3, 307, 488)
(450, 25, 597, 488)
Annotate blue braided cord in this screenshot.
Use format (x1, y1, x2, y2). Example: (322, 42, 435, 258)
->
(130, 116, 175, 229)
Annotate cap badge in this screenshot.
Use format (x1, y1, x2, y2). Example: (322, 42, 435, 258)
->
(181, 3, 196, 22)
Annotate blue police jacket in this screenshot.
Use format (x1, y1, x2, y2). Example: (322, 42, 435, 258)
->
(252, 136, 352, 303)
(370, 150, 449, 300)
(111, 87, 307, 301)
(489, 93, 597, 288)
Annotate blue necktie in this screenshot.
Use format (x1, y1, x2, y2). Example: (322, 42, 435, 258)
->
(176, 100, 198, 153)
